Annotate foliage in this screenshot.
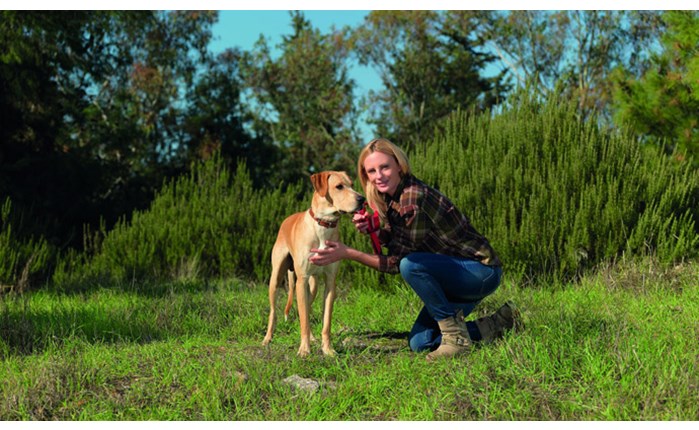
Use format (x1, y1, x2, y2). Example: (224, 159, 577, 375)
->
(481, 11, 665, 120)
(352, 11, 509, 150)
(1, 11, 124, 245)
(1, 10, 691, 268)
(52, 92, 699, 289)
(52, 154, 387, 288)
(611, 11, 699, 160)
(0, 11, 266, 248)
(2, 12, 698, 291)
(56, 156, 307, 287)
(182, 48, 280, 188)
(412, 89, 699, 281)
(242, 11, 361, 184)
(0, 199, 55, 293)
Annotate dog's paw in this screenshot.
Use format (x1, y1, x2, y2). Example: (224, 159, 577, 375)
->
(322, 347, 337, 357)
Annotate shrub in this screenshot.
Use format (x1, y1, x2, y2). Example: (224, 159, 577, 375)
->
(59, 156, 306, 286)
(412, 91, 699, 281)
(0, 198, 55, 293)
(53, 91, 699, 290)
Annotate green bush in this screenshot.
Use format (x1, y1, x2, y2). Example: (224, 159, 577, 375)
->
(412, 91, 699, 281)
(0, 198, 55, 292)
(58, 156, 307, 286)
(53, 92, 699, 290)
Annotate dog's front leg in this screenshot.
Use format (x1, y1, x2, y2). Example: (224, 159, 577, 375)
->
(309, 276, 319, 343)
(321, 270, 338, 356)
(295, 275, 312, 357)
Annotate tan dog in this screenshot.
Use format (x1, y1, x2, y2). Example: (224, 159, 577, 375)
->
(262, 171, 365, 356)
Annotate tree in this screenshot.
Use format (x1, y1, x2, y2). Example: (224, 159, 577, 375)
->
(74, 11, 218, 176)
(242, 11, 361, 184)
(0, 11, 248, 247)
(611, 11, 699, 160)
(351, 11, 509, 150)
(181, 48, 280, 187)
(0, 11, 144, 244)
(481, 11, 664, 120)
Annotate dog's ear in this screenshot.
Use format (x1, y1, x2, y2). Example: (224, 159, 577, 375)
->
(310, 172, 330, 196)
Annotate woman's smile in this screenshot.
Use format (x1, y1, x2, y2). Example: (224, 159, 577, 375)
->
(363, 151, 401, 196)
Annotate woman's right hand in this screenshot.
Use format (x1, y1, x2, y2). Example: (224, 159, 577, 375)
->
(352, 212, 370, 234)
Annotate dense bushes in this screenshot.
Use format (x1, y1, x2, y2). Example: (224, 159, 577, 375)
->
(8, 92, 698, 291)
(55, 157, 307, 286)
(414, 92, 698, 281)
(0, 199, 55, 293)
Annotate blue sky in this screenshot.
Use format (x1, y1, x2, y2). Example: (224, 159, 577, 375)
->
(209, 10, 381, 94)
(209, 10, 367, 55)
(208, 10, 380, 140)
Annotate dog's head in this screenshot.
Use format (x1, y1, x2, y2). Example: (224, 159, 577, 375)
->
(311, 171, 366, 216)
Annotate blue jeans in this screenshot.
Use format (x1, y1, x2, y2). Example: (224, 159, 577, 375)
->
(399, 252, 502, 352)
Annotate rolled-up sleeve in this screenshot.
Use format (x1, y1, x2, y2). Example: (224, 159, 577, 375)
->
(378, 254, 401, 274)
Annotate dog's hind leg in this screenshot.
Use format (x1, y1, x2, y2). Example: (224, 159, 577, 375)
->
(286, 274, 318, 341)
(263, 248, 291, 347)
(309, 275, 319, 304)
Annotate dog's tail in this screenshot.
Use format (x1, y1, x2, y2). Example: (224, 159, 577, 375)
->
(283, 269, 295, 321)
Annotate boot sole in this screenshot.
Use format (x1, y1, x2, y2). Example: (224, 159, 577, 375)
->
(503, 300, 524, 332)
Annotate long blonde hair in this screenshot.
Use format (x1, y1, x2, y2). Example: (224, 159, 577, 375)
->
(357, 138, 412, 220)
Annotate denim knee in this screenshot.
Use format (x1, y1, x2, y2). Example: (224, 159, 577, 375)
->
(399, 255, 419, 283)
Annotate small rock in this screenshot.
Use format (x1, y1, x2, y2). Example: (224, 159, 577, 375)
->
(283, 374, 321, 393)
(283, 374, 337, 394)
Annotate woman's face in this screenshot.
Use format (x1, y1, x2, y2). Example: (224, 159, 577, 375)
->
(363, 151, 402, 196)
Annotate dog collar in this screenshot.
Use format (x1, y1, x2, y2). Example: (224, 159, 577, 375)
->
(308, 209, 338, 229)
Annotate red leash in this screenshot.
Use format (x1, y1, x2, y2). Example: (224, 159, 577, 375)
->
(357, 203, 382, 255)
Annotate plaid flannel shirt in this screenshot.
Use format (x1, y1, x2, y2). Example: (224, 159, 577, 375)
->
(376, 174, 502, 274)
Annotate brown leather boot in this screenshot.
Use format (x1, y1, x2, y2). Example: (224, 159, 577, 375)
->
(474, 301, 521, 344)
(426, 312, 472, 361)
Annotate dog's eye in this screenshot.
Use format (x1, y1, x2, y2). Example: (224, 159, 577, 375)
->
(336, 184, 344, 190)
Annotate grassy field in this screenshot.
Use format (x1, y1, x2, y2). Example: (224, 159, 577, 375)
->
(1, 258, 698, 420)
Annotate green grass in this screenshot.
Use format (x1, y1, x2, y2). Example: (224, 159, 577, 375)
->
(1, 258, 698, 420)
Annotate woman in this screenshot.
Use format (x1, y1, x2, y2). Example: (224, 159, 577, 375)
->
(309, 138, 519, 361)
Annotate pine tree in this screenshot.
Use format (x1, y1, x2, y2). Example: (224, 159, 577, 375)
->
(612, 11, 699, 161)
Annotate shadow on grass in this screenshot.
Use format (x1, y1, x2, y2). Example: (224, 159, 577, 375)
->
(338, 330, 410, 354)
(0, 278, 255, 358)
(0, 303, 168, 358)
(50, 276, 228, 298)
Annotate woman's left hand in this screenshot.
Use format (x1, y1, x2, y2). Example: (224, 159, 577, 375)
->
(309, 240, 347, 266)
